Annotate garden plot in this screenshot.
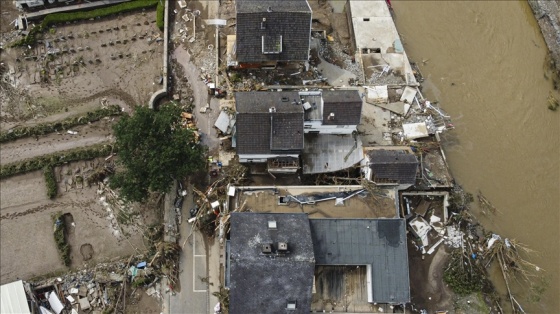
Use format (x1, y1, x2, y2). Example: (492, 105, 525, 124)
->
(0, 159, 148, 285)
(1, 9, 163, 125)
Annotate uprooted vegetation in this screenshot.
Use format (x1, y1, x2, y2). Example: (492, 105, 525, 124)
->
(443, 186, 546, 313)
(52, 211, 71, 266)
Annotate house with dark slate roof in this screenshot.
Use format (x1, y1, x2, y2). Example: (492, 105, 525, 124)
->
(235, 91, 304, 172)
(233, 0, 312, 66)
(301, 89, 363, 134)
(363, 147, 419, 189)
(234, 90, 364, 173)
(227, 213, 315, 314)
(225, 213, 411, 313)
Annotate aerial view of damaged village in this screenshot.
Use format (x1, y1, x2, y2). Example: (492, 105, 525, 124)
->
(1, 0, 559, 313)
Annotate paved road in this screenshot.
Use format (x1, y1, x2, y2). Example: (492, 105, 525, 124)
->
(172, 46, 221, 153)
(164, 183, 209, 314)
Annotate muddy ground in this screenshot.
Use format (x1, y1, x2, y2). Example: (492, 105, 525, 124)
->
(0, 118, 115, 164)
(0, 159, 155, 285)
(1, 9, 163, 128)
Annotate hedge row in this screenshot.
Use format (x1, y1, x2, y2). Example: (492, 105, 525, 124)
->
(156, 1, 164, 31)
(11, 0, 159, 47)
(52, 212, 71, 266)
(0, 144, 113, 179)
(44, 165, 57, 199)
(0, 105, 122, 143)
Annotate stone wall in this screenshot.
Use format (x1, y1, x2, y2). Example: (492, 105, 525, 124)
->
(528, 0, 560, 75)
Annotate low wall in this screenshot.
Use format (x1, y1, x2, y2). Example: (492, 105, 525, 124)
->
(149, 0, 169, 109)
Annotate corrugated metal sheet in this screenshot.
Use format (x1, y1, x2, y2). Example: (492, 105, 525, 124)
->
(0, 280, 31, 314)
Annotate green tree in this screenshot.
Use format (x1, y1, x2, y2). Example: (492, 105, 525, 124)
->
(111, 104, 205, 202)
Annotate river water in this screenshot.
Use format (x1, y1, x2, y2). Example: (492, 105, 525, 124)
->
(391, 0, 560, 312)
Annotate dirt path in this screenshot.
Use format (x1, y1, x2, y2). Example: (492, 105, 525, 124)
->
(0, 120, 115, 165)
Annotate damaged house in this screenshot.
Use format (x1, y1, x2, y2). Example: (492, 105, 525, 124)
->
(225, 213, 411, 313)
(230, 0, 312, 67)
(234, 90, 364, 174)
(301, 90, 364, 174)
(363, 147, 419, 189)
(235, 91, 304, 173)
(345, 0, 418, 86)
(227, 213, 316, 314)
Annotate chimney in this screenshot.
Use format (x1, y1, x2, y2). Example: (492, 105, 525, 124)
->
(328, 112, 335, 120)
(267, 6, 273, 12)
(278, 242, 288, 252)
(269, 107, 276, 113)
(262, 243, 272, 254)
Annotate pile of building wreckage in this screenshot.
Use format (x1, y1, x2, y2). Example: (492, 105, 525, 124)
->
(17, 257, 162, 314)
(365, 84, 452, 142)
(404, 193, 459, 255)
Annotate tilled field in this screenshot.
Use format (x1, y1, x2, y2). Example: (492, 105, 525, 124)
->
(1, 9, 163, 125)
(0, 161, 146, 285)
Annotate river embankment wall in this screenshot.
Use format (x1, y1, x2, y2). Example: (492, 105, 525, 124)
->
(528, 0, 560, 75)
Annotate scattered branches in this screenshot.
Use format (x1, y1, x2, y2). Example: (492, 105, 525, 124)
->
(477, 191, 501, 215)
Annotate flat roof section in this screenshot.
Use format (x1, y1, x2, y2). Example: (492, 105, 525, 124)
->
(312, 266, 371, 312)
(302, 134, 364, 174)
(231, 185, 398, 219)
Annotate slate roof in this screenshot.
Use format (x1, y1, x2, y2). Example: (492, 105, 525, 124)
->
(322, 90, 363, 125)
(309, 219, 411, 303)
(236, 0, 312, 63)
(236, 92, 304, 155)
(229, 213, 315, 314)
(368, 149, 418, 184)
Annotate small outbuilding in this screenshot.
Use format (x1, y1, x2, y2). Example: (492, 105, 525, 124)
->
(1, 280, 31, 314)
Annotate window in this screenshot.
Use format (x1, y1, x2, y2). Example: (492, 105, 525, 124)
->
(363, 18, 370, 22)
(262, 35, 282, 54)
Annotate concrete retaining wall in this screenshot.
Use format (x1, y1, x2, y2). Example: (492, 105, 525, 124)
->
(149, 0, 169, 109)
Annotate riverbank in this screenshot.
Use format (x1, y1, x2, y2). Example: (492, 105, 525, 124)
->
(528, 0, 560, 76)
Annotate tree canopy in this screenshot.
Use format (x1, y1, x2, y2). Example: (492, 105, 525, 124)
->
(111, 104, 206, 202)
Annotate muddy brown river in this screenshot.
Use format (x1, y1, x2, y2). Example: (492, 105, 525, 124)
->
(391, 0, 559, 312)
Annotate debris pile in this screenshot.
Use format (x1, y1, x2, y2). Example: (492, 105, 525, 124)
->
(432, 187, 544, 313)
(317, 38, 363, 79)
(27, 256, 162, 314)
(189, 162, 248, 237)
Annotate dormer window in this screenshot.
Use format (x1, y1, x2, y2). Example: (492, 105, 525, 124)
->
(262, 35, 282, 54)
(261, 18, 266, 30)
